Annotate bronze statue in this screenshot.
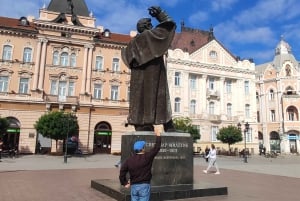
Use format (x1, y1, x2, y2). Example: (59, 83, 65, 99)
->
(122, 6, 176, 132)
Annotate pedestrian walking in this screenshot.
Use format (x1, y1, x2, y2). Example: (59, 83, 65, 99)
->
(119, 125, 162, 201)
(203, 144, 220, 175)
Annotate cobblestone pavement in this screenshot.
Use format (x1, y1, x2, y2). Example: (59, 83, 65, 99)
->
(0, 154, 299, 201)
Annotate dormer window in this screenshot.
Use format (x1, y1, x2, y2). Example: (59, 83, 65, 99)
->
(19, 17, 29, 26)
(103, 29, 111, 37)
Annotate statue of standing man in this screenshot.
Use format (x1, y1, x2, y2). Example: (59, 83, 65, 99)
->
(122, 6, 176, 132)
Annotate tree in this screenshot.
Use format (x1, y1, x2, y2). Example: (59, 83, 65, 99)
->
(34, 111, 79, 152)
(173, 116, 200, 141)
(217, 125, 242, 151)
(0, 117, 9, 138)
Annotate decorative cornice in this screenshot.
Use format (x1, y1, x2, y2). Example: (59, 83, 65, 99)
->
(33, 19, 99, 35)
(167, 58, 255, 75)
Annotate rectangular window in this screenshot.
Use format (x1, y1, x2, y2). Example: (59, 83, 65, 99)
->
(245, 104, 250, 118)
(209, 78, 214, 90)
(70, 54, 76, 67)
(175, 72, 181, 86)
(189, 74, 197, 89)
(94, 84, 102, 99)
(50, 80, 57, 95)
(226, 80, 232, 93)
(112, 58, 120, 72)
(68, 81, 75, 96)
(2, 45, 12, 60)
(23, 48, 32, 63)
(270, 110, 275, 122)
(95, 56, 103, 71)
(211, 126, 219, 141)
(18, 78, 29, 94)
(58, 81, 67, 101)
(111, 85, 119, 100)
(0, 76, 8, 92)
(246, 128, 252, 143)
(244, 80, 249, 95)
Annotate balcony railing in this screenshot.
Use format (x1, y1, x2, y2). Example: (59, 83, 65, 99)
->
(45, 95, 78, 104)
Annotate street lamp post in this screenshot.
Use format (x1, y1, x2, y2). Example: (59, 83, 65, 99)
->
(64, 114, 70, 163)
(238, 122, 250, 163)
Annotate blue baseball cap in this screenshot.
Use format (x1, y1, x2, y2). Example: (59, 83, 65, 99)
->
(133, 141, 146, 151)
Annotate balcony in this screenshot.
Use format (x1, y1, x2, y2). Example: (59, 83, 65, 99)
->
(45, 95, 78, 104)
(206, 89, 220, 100)
(208, 114, 221, 123)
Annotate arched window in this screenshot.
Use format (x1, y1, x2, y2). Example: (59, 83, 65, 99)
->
(190, 100, 196, 114)
(227, 103, 232, 116)
(287, 106, 298, 121)
(269, 89, 274, 100)
(174, 97, 181, 112)
(60, 52, 69, 66)
(209, 102, 214, 114)
(23, 47, 32, 63)
(2, 45, 12, 60)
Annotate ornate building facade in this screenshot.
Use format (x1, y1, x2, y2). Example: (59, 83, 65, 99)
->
(0, 0, 134, 154)
(256, 37, 300, 154)
(168, 25, 258, 153)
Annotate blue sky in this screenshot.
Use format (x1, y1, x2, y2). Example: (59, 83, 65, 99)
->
(1, 0, 300, 64)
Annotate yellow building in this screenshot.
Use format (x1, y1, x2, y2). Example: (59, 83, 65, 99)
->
(0, 0, 134, 154)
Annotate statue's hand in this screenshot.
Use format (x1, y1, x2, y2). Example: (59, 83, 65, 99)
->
(148, 6, 162, 17)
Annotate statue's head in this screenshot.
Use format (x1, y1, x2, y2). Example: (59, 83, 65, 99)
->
(136, 18, 153, 33)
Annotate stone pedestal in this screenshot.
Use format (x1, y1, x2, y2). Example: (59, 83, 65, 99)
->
(91, 131, 228, 200)
(120, 131, 193, 186)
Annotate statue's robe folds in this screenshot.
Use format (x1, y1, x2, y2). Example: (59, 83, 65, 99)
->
(122, 21, 176, 126)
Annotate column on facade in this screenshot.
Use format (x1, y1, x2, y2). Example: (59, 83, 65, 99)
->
(219, 77, 225, 115)
(86, 45, 94, 94)
(234, 79, 243, 117)
(38, 39, 48, 90)
(80, 45, 89, 94)
(33, 38, 43, 90)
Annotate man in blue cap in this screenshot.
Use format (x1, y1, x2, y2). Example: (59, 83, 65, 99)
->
(119, 126, 162, 201)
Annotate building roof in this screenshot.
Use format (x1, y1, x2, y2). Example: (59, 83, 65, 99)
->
(96, 32, 132, 45)
(0, 16, 37, 33)
(47, 0, 90, 17)
(171, 25, 211, 54)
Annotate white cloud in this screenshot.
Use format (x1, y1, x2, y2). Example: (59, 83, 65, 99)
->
(211, 0, 238, 11)
(234, 0, 300, 27)
(188, 11, 209, 26)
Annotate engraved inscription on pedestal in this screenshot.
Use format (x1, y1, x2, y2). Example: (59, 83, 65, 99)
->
(121, 132, 193, 186)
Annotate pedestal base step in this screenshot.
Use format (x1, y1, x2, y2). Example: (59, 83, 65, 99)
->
(91, 179, 228, 201)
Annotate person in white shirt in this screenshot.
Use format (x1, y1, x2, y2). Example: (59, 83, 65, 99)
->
(203, 144, 220, 175)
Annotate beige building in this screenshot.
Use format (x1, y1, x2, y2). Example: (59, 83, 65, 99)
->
(168, 25, 258, 154)
(0, 0, 134, 154)
(256, 37, 300, 154)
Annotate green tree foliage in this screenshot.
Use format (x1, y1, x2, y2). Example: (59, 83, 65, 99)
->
(0, 117, 9, 137)
(34, 111, 79, 151)
(217, 125, 242, 151)
(173, 116, 200, 141)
